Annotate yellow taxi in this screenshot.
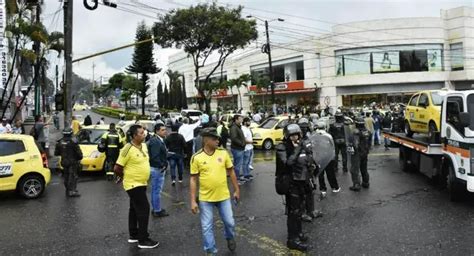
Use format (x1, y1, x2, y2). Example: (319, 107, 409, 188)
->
(0, 134, 51, 199)
(404, 90, 447, 137)
(73, 103, 87, 111)
(252, 116, 290, 150)
(75, 124, 125, 172)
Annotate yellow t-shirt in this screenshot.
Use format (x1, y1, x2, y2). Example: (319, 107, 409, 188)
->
(190, 148, 233, 202)
(71, 120, 81, 135)
(116, 143, 151, 191)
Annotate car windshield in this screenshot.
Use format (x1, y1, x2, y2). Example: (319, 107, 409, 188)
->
(431, 92, 444, 106)
(77, 129, 106, 144)
(467, 94, 474, 131)
(259, 118, 278, 129)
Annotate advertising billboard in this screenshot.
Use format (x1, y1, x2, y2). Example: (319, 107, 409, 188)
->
(372, 51, 400, 73)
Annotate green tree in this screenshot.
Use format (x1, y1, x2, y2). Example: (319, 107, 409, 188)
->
(157, 81, 163, 108)
(163, 85, 169, 109)
(107, 72, 140, 109)
(152, 3, 257, 113)
(226, 74, 251, 110)
(126, 21, 160, 115)
(166, 69, 182, 110)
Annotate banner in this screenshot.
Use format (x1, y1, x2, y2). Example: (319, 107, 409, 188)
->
(344, 53, 370, 75)
(0, 0, 6, 90)
(427, 49, 442, 71)
(335, 56, 344, 76)
(372, 52, 400, 73)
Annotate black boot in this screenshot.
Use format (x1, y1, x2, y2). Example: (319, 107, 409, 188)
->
(287, 239, 308, 251)
(301, 214, 312, 222)
(362, 182, 370, 188)
(299, 233, 309, 242)
(349, 184, 361, 192)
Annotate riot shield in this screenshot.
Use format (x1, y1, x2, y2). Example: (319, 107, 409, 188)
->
(344, 123, 356, 169)
(309, 132, 335, 171)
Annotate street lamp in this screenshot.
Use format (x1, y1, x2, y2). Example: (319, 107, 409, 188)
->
(246, 15, 284, 115)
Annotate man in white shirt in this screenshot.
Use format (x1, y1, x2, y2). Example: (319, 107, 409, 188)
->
(0, 118, 12, 134)
(178, 118, 201, 165)
(241, 117, 254, 181)
(252, 112, 262, 124)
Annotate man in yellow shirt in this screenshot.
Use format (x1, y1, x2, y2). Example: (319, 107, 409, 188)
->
(114, 124, 159, 249)
(190, 127, 240, 255)
(71, 115, 81, 135)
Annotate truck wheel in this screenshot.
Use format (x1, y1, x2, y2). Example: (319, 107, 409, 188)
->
(263, 139, 273, 150)
(404, 121, 414, 138)
(428, 121, 437, 140)
(447, 164, 464, 202)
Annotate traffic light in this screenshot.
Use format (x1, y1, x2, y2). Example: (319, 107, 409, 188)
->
(55, 93, 64, 111)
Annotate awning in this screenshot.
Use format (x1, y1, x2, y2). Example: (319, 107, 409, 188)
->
(247, 88, 318, 96)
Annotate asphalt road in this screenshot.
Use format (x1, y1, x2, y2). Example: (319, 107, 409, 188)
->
(1, 111, 474, 255)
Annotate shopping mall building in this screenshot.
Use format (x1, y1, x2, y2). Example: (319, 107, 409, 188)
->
(167, 6, 474, 111)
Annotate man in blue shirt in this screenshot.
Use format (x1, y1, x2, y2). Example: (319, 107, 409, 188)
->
(147, 123, 169, 217)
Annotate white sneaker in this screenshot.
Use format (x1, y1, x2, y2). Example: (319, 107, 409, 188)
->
(332, 188, 341, 193)
(320, 191, 327, 198)
(249, 165, 254, 170)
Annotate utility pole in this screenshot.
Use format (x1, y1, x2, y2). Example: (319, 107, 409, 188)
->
(33, 3, 41, 117)
(264, 20, 276, 115)
(63, 0, 73, 128)
(92, 62, 95, 105)
(55, 65, 58, 94)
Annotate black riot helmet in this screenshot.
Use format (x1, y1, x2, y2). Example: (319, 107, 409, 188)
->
(335, 112, 344, 123)
(355, 117, 366, 130)
(284, 123, 302, 139)
(62, 127, 73, 137)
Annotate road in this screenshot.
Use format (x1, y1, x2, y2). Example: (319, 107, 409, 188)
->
(1, 111, 474, 255)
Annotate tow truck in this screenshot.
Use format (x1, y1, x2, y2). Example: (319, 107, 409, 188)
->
(383, 90, 474, 201)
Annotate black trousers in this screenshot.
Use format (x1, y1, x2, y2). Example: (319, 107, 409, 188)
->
(350, 154, 369, 185)
(334, 143, 348, 171)
(126, 186, 150, 242)
(63, 163, 79, 193)
(304, 182, 314, 214)
(318, 160, 339, 191)
(286, 181, 306, 240)
(184, 140, 194, 167)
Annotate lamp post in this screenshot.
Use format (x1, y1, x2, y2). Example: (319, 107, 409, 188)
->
(246, 15, 284, 115)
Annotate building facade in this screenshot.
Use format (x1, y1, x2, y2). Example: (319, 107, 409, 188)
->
(167, 6, 474, 112)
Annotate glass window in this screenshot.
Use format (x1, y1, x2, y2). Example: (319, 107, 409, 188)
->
(446, 96, 464, 134)
(273, 65, 285, 83)
(77, 129, 107, 144)
(450, 43, 464, 71)
(400, 50, 428, 72)
(296, 61, 305, 80)
(418, 93, 429, 107)
(344, 53, 370, 75)
(467, 94, 474, 131)
(0, 140, 26, 156)
(372, 52, 400, 73)
(260, 118, 278, 129)
(431, 92, 444, 106)
(276, 119, 289, 129)
(409, 94, 419, 106)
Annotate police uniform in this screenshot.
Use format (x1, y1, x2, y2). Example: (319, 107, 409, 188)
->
(329, 113, 348, 172)
(275, 124, 315, 252)
(348, 118, 372, 191)
(55, 128, 83, 197)
(101, 129, 123, 176)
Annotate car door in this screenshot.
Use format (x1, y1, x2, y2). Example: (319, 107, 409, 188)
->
(406, 93, 420, 132)
(0, 139, 30, 190)
(274, 119, 289, 143)
(416, 93, 430, 132)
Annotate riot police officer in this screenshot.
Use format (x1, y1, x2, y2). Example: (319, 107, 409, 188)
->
(275, 124, 317, 252)
(329, 112, 348, 172)
(297, 118, 323, 222)
(55, 128, 83, 197)
(347, 117, 372, 191)
(100, 123, 123, 179)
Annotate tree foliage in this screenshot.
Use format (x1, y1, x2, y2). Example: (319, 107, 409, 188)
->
(152, 3, 257, 113)
(127, 21, 160, 115)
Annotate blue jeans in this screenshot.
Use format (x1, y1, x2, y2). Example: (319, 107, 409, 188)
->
(199, 199, 235, 253)
(374, 128, 380, 145)
(231, 148, 244, 178)
(243, 149, 253, 177)
(150, 167, 165, 213)
(168, 154, 184, 180)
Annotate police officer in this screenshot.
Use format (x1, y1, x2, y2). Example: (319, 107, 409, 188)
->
(276, 124, 317, 252)
(329, 112, 348, 172)
(54, 128, 83, 197)
(347, 117, 372, 191)
(297, 118, 323, 222)
(101, 123, 123, 179)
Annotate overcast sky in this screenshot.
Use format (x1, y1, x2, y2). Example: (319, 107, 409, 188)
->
(42, 0, 472, 83)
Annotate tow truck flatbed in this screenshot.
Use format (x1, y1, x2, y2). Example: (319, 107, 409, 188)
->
(383, 132, 443, 155)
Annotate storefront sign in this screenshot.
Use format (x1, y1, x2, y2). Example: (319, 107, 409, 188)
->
(249, 80, 304, 93)
(427, 49, 442, 71)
